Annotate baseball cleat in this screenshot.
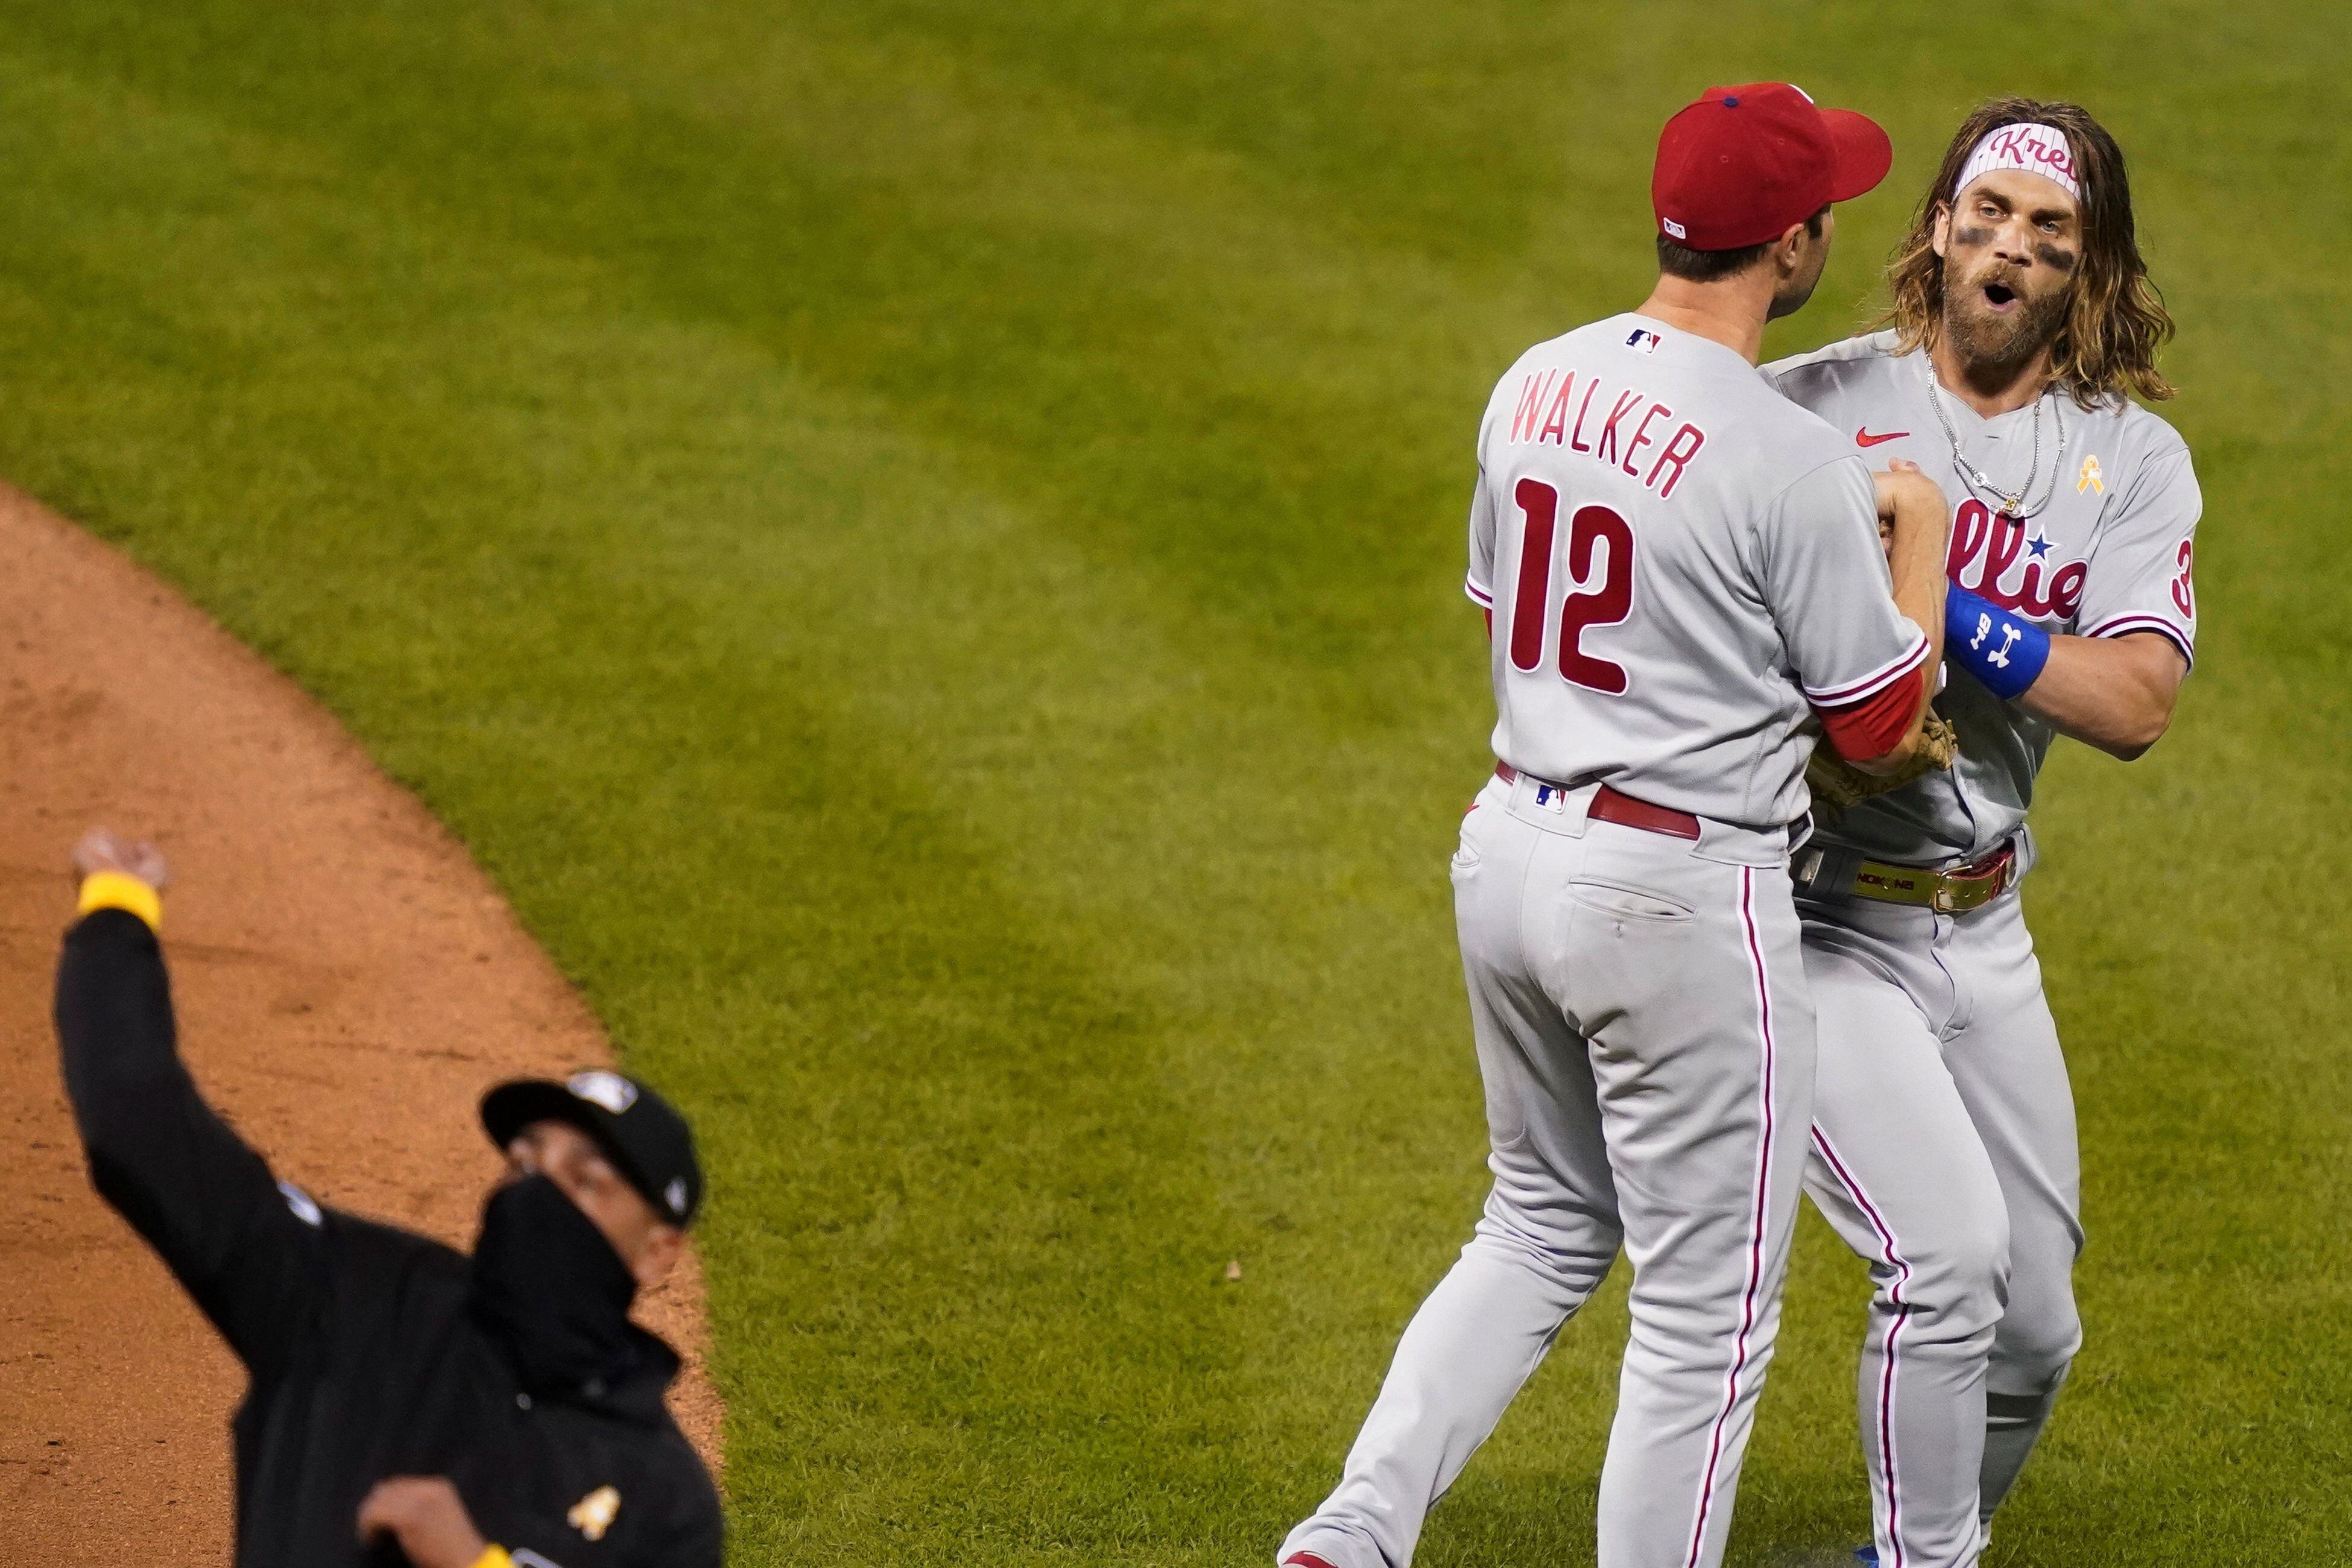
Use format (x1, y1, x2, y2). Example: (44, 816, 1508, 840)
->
(1853, 1548, 1879, 1567)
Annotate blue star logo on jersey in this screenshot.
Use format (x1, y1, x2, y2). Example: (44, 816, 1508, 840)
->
(2026, 533, 2054, 560)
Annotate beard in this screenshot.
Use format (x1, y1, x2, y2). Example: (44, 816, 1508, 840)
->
(1940, 259, 2067, 374)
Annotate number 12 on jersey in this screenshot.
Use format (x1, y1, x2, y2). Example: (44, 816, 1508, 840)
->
(1508, 478, 1634, 694)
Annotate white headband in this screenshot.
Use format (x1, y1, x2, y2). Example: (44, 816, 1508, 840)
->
(1956, 121, 2079, 200)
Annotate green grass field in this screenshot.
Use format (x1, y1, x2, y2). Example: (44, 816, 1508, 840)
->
(3, 2, 2346, 1561)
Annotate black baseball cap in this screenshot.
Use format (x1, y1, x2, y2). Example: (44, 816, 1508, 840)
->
(481, 1070, 703, 1227)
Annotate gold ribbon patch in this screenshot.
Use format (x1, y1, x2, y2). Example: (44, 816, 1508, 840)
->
(567, 1485, 621, 1541)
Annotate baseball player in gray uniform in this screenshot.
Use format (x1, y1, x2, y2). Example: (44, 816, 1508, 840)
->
(1281, 84, 1956, 1568)
(1765, 101, 2198, 1568)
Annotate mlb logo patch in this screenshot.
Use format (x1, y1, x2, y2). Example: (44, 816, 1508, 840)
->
(1533, 783, 1569, 812)
(1626, 328, 1662, 355)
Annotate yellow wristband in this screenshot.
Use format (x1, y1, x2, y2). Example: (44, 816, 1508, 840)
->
(468, 1549, 514, 1568)
(78, 871, 162, 933)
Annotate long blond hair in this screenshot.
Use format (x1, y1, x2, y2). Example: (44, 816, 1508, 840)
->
(1883, 98, 2175, 406)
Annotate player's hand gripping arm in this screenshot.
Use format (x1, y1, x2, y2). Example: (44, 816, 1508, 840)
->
(1839, 463, 1953, 776)
(54, 829, 327, 1378)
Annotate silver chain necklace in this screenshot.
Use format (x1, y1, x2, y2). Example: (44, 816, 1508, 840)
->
(1923, 355, 2067, 519)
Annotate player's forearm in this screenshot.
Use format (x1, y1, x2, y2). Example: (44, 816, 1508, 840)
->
(1886, 505, 1951, 692)
(2016, 631, 2186, 760)
(1867, 481, 1953, 764)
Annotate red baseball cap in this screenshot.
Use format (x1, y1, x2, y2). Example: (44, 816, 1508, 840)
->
(1652, 83, 1893, 251)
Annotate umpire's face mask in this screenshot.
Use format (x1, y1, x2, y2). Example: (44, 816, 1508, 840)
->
(469, 1172, 640, 1393)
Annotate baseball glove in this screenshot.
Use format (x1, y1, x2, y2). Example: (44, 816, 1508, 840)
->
(1806, 708, 1959, 819)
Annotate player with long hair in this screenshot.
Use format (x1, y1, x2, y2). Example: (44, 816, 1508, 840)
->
(1769, 99, 2199, 1567)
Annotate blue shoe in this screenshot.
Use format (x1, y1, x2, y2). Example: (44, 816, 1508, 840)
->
(1853, 1549, 1879, 1567)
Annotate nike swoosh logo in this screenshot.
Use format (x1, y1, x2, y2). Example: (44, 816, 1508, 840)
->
(1856, 428, 1909, 447)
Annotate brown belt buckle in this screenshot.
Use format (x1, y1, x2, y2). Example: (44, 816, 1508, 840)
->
(1932, 846, 2015, 914)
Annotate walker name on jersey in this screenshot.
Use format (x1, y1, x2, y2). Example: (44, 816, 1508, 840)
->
(1947, 497, 2086, 623)
(1505, 367, 1708, 499)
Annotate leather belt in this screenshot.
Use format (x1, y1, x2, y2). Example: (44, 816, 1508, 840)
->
(1493, 763, 1702, 841)
(1795, 840, 2017, 914)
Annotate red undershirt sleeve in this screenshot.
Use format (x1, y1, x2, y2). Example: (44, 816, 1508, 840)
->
(1813, 660, 1925, 763)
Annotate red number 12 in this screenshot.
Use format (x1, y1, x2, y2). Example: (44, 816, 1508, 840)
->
(1508, 478, 1634, 694)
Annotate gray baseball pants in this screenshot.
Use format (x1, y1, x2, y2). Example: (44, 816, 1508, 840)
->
(1799, 884, 2082, 1568)
(1280, 771, 1815, 1568)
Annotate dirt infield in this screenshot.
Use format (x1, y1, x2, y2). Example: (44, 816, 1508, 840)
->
(0, 488, 721, 1561)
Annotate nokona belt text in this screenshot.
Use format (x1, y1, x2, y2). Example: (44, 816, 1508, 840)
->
(1794, 841, 2017, 914)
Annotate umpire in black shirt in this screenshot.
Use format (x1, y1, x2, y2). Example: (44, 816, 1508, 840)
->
(54, 829, 722, 1567)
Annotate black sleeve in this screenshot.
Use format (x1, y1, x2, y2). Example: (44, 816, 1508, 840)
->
(55, 908, 328, 1379)
(674, 1488, 724, 1568)
(631, 1449, 724, 1568)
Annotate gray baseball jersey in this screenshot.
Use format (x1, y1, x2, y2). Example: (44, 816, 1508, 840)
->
(1766, 331, 2202, 865)
(1469, 314, 1930, 830)
(1767, 331, 2202, 1568)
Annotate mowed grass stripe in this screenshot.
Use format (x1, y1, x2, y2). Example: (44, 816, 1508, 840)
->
(0, 0, 1514, 675)
(0, 2, 2344, 1563)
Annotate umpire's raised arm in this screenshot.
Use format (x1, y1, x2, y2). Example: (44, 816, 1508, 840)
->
(54, 830, 326, 1382)
(52, 827, 721, 1567)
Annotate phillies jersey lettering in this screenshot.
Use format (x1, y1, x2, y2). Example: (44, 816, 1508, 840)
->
(1767, 330, 2202, 864)
(1469, 314, 1929, 830)
(1950, 499, 2087, 619)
